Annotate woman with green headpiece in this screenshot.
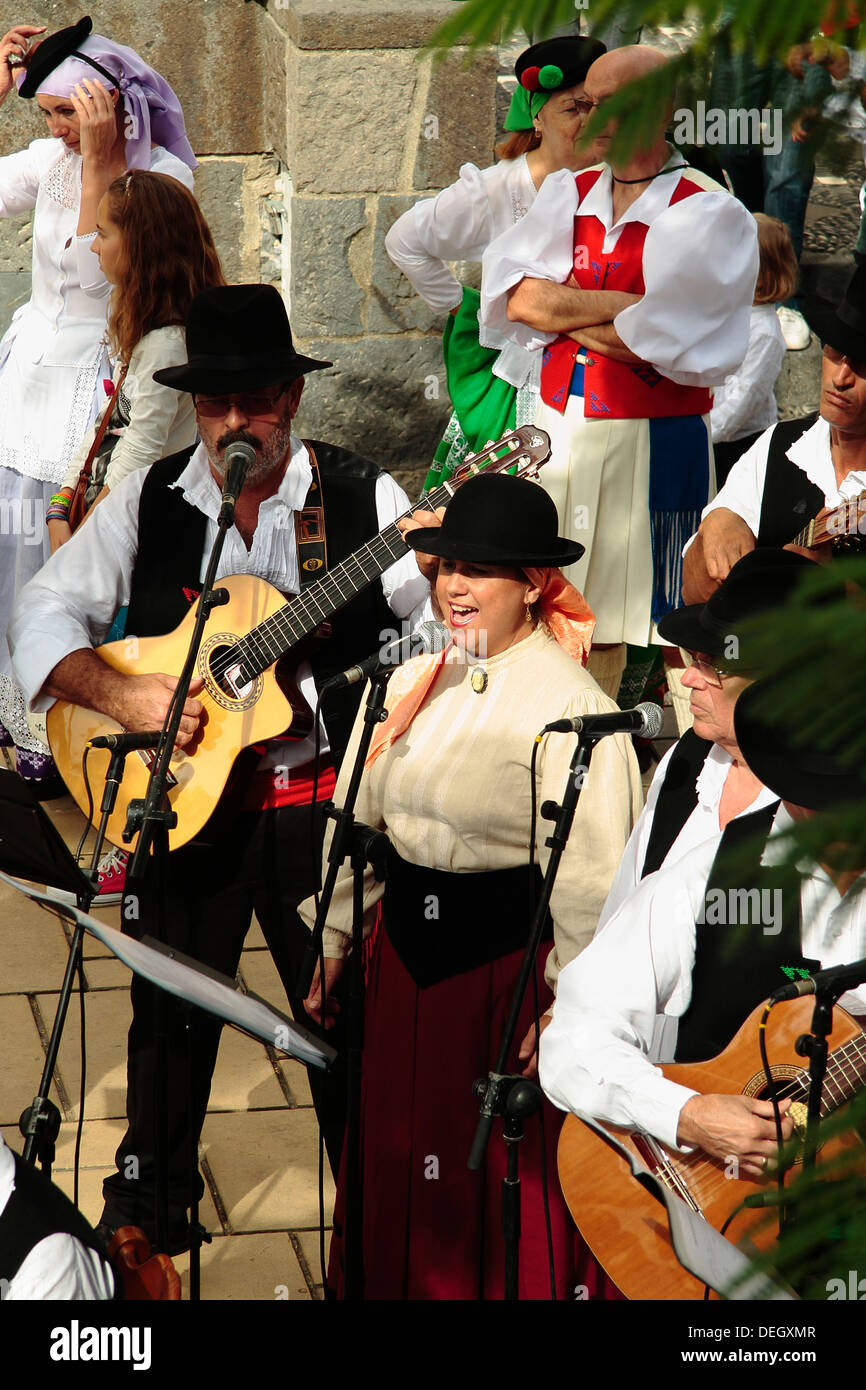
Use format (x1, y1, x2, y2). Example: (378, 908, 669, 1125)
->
(385, 36, 605, 489)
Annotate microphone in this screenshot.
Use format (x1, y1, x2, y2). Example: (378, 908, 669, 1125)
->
(770, 957, 866, 1004)
(218, 440, 257, 523)
(540, 702, 664, 740)
(321, 621, 450, 693)
(88, 731, 163, 751)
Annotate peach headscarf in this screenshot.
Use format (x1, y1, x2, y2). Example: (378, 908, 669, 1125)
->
(365, 567, 595, 767)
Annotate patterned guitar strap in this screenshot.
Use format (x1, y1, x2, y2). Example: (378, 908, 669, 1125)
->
(295, 442, 328, 587)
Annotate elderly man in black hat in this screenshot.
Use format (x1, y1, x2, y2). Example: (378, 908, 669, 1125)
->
(597, 549, 816, 943)
(684, 264, 866, 603)
(9, 284, 430, 1251)
(541, 565, 866, 1187)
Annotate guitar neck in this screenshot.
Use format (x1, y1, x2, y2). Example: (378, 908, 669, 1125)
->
(787, 1029, 866, 1117)
(792, 488, 866, 549)
(234, 480, 457, 680)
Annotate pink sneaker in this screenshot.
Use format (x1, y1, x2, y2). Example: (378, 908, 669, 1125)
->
(93, 847, 128, 906)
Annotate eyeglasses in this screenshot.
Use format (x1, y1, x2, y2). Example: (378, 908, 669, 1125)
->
(572, 98, 601, 116)
(680, 649, 730, 688)
(194, 386, 288, 419)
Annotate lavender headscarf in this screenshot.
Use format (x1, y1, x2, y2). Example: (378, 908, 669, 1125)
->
(18, 32, 197, 172)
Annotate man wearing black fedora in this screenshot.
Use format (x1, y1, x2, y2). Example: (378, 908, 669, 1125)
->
(597, 549, 816, 939)
(684, 263, 866, 604)
(10, 284, 429, 1250)
(541, 583, 866, 1180)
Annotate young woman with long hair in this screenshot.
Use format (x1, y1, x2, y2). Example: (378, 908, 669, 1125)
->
(49, 169, 226, 546)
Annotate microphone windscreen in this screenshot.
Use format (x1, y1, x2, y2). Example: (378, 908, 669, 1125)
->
(636, 702, 664, 739)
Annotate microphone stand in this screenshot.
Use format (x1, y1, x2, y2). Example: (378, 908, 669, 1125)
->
(120, 457, 249, 1293)
(468, 735, 600, 1300)
(297, 669, 393, 1301)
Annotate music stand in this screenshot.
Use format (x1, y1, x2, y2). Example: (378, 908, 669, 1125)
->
(0, 870, 337, 1070)
(0, 770, 100, 1172)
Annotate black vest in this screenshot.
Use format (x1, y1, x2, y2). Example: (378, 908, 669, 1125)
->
(756, 415, 824, 547)
(641, 730, 714, 879)
(0, 1151, 115, 1293)
(674, 804, 819, 1061)
(124, 442, 400, 769)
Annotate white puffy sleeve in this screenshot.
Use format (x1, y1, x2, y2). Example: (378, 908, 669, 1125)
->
(0, 139, 50, 217)
(481, 167, 579, 352)
(615, 191, 759, 386)
(540, 850, 711, 1149)
(385, 163, 496, 312)
(709, 325, 786, 442)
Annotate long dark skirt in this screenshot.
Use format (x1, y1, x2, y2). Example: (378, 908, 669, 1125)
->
(328, 927, 621, 1301)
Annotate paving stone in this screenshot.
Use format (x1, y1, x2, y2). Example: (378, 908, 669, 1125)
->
(0, 997, 49, 1127)
(40, 987, 132, 1122)
(238, 948, 288, 1007)
(174, 1231, 311, 1301)
(0, 893, 71, 993)
(201, 1108, 333, 1233)
(207, 1023, 288, 1113)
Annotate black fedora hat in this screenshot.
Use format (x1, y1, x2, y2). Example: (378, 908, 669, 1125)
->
(404, 473, 585, 568)
(153, 285, 331, 394)
(804, 262, 866, 362)
(17, 16, 96, 98)
(734, 678, 866, 811)
(657, 549, 818, 665)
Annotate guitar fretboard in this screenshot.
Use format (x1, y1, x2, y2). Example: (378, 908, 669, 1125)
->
(786, 1030, 866, 1117)
(231, 480, 456, 681)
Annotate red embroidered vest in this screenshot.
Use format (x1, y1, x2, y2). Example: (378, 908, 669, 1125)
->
(540, 168, 713, 419)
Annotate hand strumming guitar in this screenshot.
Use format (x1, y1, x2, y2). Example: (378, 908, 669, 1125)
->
(676, 1092, 794, 1179)
(44, 649, 204, 749)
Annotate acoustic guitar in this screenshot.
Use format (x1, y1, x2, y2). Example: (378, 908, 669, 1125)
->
(557, 996, 866, 1300)
(48, 427, 551, 852)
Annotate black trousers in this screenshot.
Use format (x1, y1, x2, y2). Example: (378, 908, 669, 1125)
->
(101, 801, 345, 1242)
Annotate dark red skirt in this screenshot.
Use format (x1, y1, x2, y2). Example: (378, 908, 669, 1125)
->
(328, 927, 622, 1301)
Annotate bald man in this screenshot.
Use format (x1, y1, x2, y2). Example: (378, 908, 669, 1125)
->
(482, 47, 759, 703)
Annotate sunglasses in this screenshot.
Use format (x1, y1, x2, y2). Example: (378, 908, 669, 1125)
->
(194, 386, 288, 419)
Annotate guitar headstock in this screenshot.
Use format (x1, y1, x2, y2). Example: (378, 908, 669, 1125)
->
(445, 426, 551, 491)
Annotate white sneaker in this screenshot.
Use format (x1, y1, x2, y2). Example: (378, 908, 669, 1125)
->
(777, 306, 811, 351)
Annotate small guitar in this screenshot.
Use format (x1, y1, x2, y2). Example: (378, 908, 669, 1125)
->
(557, 996, 866, 1300)
(48, 427, 551, 852)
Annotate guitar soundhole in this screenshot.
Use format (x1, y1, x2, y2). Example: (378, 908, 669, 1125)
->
(200, 633, 262, 712)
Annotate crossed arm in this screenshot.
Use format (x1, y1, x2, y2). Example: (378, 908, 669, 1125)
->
(506, 277, 644, 364)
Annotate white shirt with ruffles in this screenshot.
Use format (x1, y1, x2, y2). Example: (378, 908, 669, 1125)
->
(385, 155, 541, 389)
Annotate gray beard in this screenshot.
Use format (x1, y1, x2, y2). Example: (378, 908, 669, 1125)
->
(206, 418, 294, 487)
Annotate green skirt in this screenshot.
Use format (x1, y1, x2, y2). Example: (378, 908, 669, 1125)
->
(424, 286, 518, 491)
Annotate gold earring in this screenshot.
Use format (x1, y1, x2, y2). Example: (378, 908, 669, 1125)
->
(525, 603, 534, 624)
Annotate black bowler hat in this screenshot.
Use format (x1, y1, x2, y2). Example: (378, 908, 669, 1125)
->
(804, 263, 866, 362)
(17, 16, 96, 98)
(404, 474, 585, 568)
(657, 549, 818, 665)
(153, 285, 332, 394)
(514, 35, 606, 96)
(734, 678, 866, 811)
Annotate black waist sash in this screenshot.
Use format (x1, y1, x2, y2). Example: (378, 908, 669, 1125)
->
(382, 847, 549, 989)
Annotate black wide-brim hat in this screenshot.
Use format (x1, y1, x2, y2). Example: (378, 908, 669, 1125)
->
(734, 678, 866, 811)
(153, 285, 332, 394)
(404, 473, 585, 568)
(515, 35, 606, 93)
(657, 549, 817, 663)
(804, 262, 866, 363)
(18, 15, 93, 98)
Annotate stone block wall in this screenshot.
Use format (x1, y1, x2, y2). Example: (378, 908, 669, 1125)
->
(0, 0, 499, 486)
